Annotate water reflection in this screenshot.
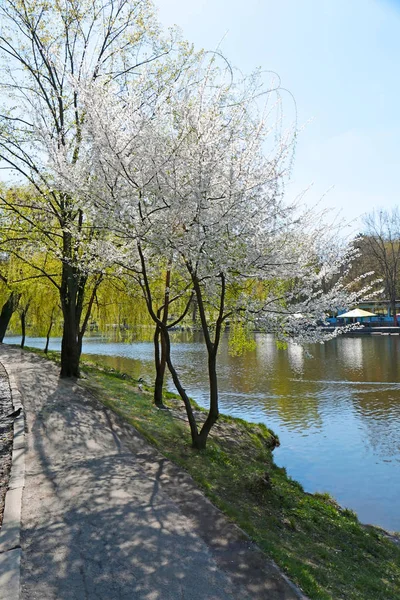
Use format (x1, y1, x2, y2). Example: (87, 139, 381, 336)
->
(5, 333, 400, 532)
(287, 343, 304, 374)
(339, 337, 364, 371)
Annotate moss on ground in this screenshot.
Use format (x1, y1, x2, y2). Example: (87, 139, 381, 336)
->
(26, 348, 400, 599)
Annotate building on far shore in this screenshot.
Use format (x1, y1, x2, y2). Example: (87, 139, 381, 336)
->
(327, 299, 400, 326)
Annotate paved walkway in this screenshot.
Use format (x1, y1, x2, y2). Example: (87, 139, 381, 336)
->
(0, 346, 304, 600)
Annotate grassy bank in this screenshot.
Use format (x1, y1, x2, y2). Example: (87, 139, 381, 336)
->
(27, 348, 400, 599)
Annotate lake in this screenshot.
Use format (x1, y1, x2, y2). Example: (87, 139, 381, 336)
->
(5, 332, 400, 532)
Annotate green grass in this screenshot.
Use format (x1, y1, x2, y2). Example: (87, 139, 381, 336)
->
(25, 347, 400, 599)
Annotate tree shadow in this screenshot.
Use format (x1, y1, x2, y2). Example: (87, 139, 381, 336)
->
(1, 347, 301, 600)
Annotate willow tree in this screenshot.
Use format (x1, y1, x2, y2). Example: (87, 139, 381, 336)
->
(9, 257, 62, 352)
(1, 246, 58, 348)
(29, 283, 61, 354)
(0, 221, 21, 340)
(0, 243, 36, 342)
(93, 274, 149, 340)
(0, 279, 21, 342)
(0, 0, 186, 376)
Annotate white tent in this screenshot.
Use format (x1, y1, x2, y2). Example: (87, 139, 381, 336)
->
(337, 308, 376, 319)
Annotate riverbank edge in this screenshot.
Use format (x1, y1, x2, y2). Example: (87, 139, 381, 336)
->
(22, 346, 400, 600)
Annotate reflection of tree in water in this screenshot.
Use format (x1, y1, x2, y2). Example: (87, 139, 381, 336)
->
(254, 334, 278, 376)
(84, 354, 154, 381)
(352, 387, 400, 461)
(287, 343, 304, 374)
(335, 335, 400, 383)
(338, 338, 364, 371)
(253, 335, 323, 431)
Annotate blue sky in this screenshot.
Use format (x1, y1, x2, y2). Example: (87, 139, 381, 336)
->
(157, 0, 400, 232)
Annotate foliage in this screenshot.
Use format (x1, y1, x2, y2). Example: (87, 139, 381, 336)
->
(228, 321, 257, 356)
(357, 208, 400, 323)
(49, 51, 374, 444)
(0, 0, 189, 375)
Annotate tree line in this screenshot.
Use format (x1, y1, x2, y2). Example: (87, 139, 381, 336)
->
(348, 209, 400, 325)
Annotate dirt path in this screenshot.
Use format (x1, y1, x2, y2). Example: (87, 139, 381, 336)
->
(0, 346, 305, 600)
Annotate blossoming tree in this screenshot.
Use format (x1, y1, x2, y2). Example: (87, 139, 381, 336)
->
(50, 56, 370, 447)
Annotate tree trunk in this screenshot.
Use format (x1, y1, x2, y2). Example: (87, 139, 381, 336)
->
(153, 269, 171, 408)
(162, 325, 200, 446)
(392, 298, 398, 326)
(153, 325, 167, 408)
(191, 298, 198, 324)
(59, 237, 87, 378)
(188, 271, 225, 450)
(60, 316, 81, 378)
(0, 292, 21, 342)
(60, 260, 81, 378)
(20, 310, 27, 349)
(195, 350, 219, 449)
(44, 318, 54, 354)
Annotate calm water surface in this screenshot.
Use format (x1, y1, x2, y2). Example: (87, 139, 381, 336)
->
(6, 333, 400, 531)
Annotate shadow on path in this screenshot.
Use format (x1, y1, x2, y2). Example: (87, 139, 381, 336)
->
(0, 346, 303, 600)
